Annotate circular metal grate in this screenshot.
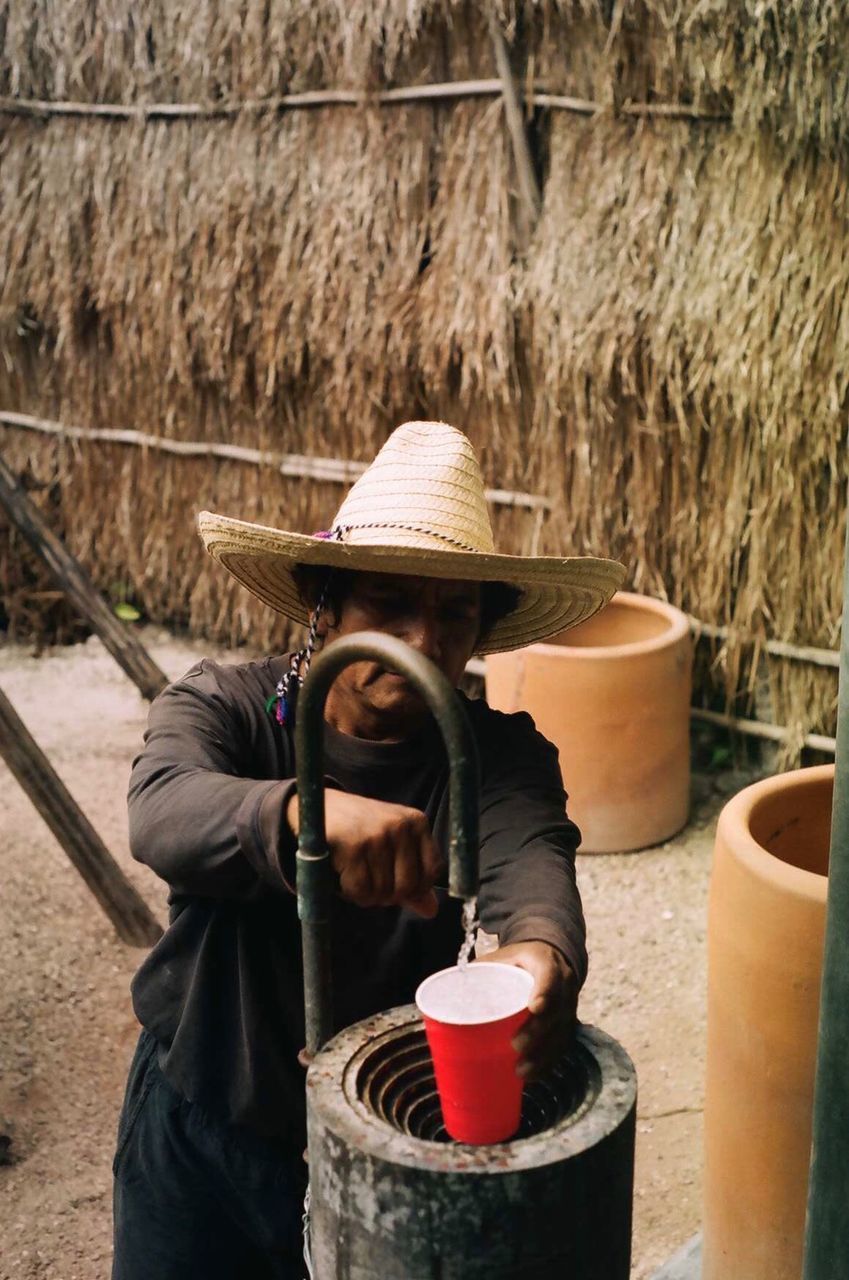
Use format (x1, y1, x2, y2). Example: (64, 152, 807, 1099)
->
(355, 1025, 597, 1143)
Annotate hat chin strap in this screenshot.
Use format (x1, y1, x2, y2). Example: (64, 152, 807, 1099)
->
(270, 572, 335, 726)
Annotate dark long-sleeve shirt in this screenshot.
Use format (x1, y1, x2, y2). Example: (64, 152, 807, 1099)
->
(128, 654, 586, 1151)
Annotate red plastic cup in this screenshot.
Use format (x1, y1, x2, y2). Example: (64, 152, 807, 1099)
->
(415, 963, 534, 1144)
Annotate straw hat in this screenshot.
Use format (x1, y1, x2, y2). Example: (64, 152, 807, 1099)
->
(197, 421, 625, 654)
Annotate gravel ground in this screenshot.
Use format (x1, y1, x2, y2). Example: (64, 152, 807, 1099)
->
(0, 628, 755, 1279)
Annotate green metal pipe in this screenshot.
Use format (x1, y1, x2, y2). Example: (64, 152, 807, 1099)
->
(295, 631, 480, 1056)
(802, 509, 849, 1280)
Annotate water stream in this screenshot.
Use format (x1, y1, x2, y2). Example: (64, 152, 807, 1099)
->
(456, 895, 479, 970)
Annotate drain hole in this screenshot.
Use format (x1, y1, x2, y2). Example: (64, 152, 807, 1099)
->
(355, 1027, 594, 1143)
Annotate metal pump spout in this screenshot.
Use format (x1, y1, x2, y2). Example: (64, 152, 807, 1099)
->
(294, 631, 480, 1056)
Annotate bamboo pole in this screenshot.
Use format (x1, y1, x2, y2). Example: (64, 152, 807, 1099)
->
(689, 617, 840, 669)
(525, 92, 597, 117)
(0, 411, 553, 512)
(0, 82, 510, 121)
(0, 454, 168, 701)
(0, 684, 162, 946)
(0, 86, 732, 125)
(528, 91, 731, 123)
(802, 487, 849, 1279)
(0, 81, 507, 119)
(690, 707, 836, 755)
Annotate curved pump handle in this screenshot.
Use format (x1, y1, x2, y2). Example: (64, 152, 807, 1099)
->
(295, 631, 480, 1056)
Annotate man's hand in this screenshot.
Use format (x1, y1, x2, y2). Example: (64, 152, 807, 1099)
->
(475, 941, 578, 1080)
(286, 791, 443, 918)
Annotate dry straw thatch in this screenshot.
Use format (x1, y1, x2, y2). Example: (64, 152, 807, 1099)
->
(1, 0, 848, 761)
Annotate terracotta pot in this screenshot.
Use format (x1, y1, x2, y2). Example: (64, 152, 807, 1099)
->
(485, 591, 692, 853)
(703, 765, 832, 1280)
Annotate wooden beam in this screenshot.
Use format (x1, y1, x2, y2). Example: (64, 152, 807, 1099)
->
(0, 454, 168, 701)
(0, 684, 162, 946)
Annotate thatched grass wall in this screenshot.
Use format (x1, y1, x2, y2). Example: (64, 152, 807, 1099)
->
(1, 1, 848, 760)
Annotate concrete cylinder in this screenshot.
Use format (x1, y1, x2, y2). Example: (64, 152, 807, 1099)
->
(485, 591, 692, 853)
(307, 1010, 636, 1279)
(704, 765, 831, 1280)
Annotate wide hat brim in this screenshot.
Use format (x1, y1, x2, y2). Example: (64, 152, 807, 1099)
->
(197, 511, 627, 654)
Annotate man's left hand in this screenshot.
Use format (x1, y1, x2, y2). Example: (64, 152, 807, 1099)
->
(474, 941, 578, 1080)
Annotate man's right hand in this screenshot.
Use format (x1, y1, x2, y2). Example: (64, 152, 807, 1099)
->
(285, 791, 442, 918)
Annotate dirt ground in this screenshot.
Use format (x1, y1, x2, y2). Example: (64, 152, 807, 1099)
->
(0, 627, 757, 1279)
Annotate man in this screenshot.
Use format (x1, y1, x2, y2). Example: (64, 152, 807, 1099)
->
(112, 420, 624, 1279)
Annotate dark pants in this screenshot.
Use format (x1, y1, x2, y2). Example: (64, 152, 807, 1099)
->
(112, 1032, 309, 1279)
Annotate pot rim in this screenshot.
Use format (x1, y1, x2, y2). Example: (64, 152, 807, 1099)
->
(511, 590, 691, 660)
(716, 763, 833, 901)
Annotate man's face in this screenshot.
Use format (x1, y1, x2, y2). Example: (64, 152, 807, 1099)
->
(321, 571, 482, 734)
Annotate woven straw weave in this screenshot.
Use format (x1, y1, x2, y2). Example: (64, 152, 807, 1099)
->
(198, 421, 625, 654)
